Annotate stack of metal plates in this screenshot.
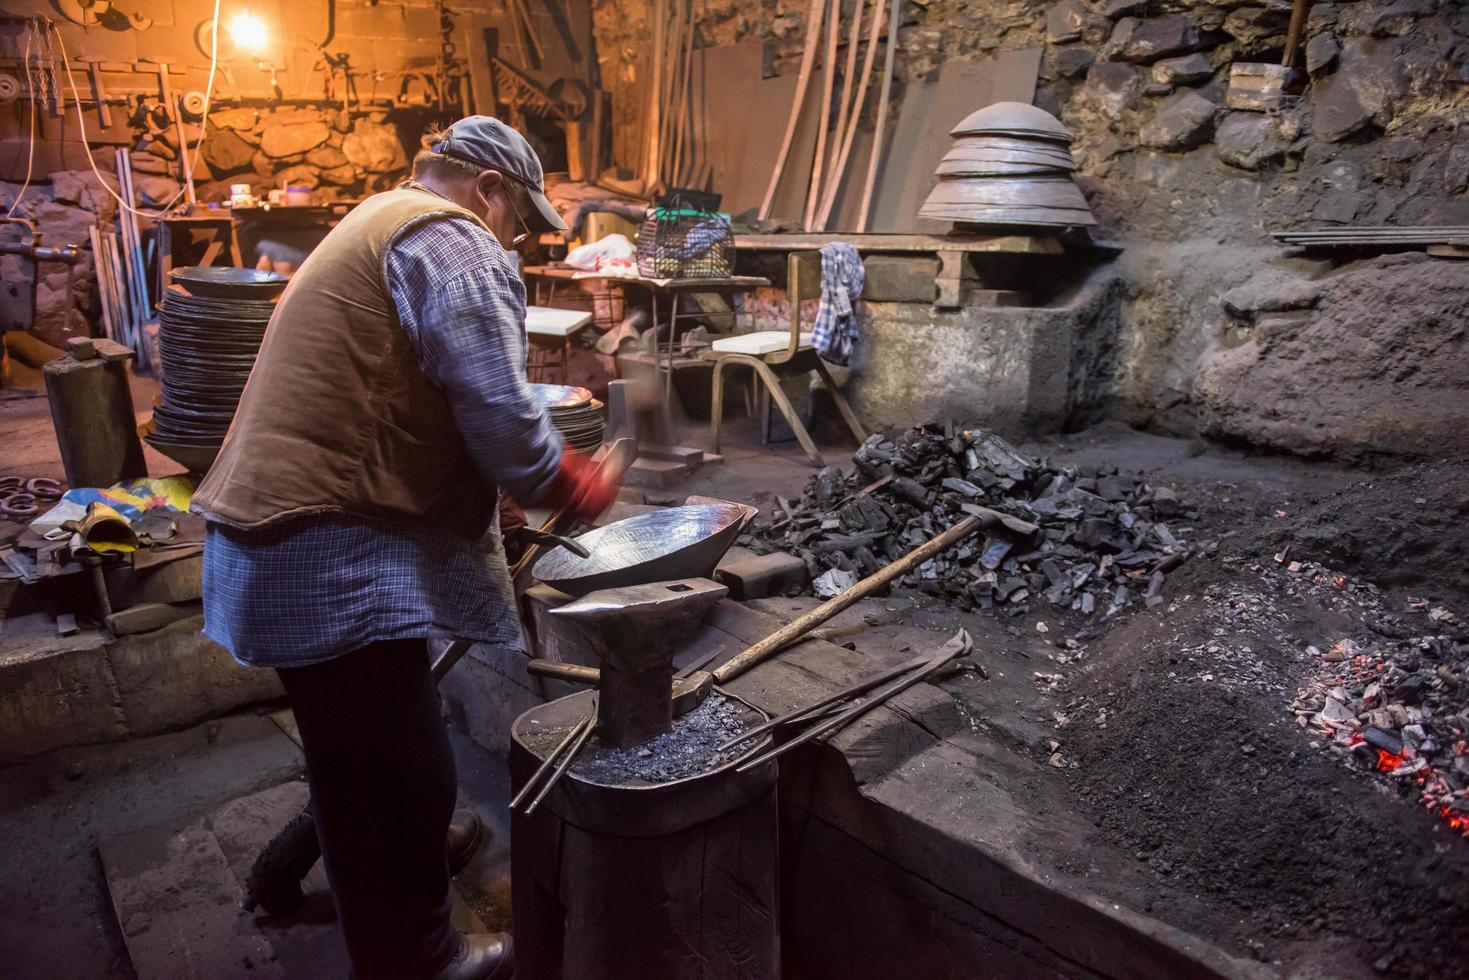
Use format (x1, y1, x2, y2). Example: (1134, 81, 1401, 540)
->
(531, 384, 605, 454)
(146, 269, 283, 471)
(919, 101, 1096, 228)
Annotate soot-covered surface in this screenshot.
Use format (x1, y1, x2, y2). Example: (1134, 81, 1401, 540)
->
(707, 423, 1469, 977)
(525, 693, 754, 786)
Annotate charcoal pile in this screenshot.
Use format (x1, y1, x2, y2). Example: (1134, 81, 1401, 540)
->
(742, 424, 1195, 618)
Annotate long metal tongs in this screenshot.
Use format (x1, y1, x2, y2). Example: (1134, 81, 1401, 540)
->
(729, 629, 973, 773)
(509, 697, 598, 816)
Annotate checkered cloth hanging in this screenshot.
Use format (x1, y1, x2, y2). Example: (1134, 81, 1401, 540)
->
(810, 243, 864, 366)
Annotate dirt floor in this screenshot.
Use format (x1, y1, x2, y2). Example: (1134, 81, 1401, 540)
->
(4, 359, 1467, 978)
(723, 421, 1469, 978)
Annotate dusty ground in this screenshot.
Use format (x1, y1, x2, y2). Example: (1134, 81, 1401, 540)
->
(736, 422, 1469, 978)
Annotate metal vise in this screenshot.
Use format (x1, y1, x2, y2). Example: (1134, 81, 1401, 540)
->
(547, 578, 727, 748)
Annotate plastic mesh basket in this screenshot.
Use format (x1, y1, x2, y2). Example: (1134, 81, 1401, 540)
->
(636, 207, 734, 279)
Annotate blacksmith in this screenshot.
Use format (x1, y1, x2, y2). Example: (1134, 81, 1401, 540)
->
(193, 116, 616, 980)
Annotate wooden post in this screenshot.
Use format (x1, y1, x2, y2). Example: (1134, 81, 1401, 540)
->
(758, 0, 827, 221)
(857, 0, 901, 231)
(816, 0, 887, 229)
(802, 0, 842, 230)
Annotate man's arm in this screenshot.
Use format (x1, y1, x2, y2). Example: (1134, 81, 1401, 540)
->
(386, 216, 564, 503)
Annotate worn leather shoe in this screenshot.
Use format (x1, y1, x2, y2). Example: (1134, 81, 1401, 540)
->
(446, 809, 485, 875)
(432, 931, 513, 980)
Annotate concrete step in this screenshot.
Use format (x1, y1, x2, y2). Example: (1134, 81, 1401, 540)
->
(98, 780, 485, 980)
(0, 611, 282, 766)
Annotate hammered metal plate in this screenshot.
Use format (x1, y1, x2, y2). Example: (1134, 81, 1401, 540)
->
(533, 503, 751, 596)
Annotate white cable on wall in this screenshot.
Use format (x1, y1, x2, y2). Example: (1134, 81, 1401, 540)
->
(46, 0, 222, 219)
(3, 21, 40, 220)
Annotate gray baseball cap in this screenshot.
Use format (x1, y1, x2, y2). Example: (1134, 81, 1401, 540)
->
(431, 115, 569, 232)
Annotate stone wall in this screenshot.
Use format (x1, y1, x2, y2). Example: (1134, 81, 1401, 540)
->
(1, 0, 512, 347)
(592, 0, 1469, 458)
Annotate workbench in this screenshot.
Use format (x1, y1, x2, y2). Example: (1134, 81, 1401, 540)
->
(158, 203, 358, 292)
(522, 266, 771, 409)
(733, 231, 1063, 308)
(524, 306, 595, 382)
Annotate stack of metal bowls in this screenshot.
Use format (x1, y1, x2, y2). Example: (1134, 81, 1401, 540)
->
(147, 268, 287, 472)
(919, 101, 1096, 228)
(531, 384, 605, 454)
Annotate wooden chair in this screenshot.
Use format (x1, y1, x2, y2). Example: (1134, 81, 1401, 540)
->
(707, 250, 866, 466)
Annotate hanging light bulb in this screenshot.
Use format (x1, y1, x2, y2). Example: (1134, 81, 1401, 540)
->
(228, 9, 269, 53)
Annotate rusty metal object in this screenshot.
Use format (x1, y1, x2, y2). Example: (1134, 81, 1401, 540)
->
(548, 578, 728, 747)
(532, 502, 751, 597)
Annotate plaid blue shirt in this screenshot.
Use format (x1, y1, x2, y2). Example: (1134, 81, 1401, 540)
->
(202, 198, 563, 668)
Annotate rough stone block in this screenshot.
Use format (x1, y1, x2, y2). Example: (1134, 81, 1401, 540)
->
(259, 121, 331, 158)
(1117, 14, 1200, 64)
(1138, 91, 1218, 150)
(1051, 45, 1096, 80)
(1151, 53, 1213, 86)
(1224, 6, 1289, 47)
(862, 255, 939, 303)
(1085, 61, 1142, 116)
(202, 130, 255, 174)
(343, 119, 410, 173)
(107, 616, 282, 737)
(1306, 32, 1340, 76)
(0, 617, 123, 766)
(1046, 0, 1089, 43)
(1215, 112, 1289, 170)
(714, 548, 810, 600)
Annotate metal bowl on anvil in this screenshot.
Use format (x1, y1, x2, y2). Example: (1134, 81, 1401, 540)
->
(169, 266, 289, 300)
(532, 502, 753, 597)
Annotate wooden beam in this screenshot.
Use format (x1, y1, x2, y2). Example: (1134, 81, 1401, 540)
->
(857, 0, 901, 232)
(803, 0, 842, 230)
(758, 0, 827, 222)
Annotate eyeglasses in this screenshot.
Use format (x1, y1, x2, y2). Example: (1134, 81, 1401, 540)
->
(505, 183, 533, 248)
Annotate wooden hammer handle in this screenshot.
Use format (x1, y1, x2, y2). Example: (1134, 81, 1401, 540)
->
(713, 513, 984, 684)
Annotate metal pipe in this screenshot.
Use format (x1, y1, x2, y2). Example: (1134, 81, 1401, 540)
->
(0, 240, 81, 263)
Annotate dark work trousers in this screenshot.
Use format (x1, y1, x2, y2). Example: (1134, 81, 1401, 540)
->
(277, 638, 460, 980)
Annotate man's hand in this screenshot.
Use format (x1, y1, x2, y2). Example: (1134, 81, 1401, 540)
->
(542, 448, 620, 522)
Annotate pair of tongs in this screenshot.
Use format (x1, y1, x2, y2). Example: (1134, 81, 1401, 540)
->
(721, 629, 973, 773)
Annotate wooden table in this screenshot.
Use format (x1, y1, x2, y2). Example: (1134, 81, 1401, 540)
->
(733, 231, 1064, 308)
(524, 305, 594, 382)
(521, 266, 771, 408)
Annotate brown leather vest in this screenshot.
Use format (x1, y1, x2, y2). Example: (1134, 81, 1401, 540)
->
(192, 186, 497, 538)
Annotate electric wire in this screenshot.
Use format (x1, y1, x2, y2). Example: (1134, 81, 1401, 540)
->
(4, 21, 41, 219)
(45, 0, 221, 219)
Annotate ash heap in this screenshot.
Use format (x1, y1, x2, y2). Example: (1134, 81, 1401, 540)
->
(743, 424, 1196, 617)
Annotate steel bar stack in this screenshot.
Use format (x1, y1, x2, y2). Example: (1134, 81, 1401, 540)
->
(90, 150, 156, 372)
(1270, 226, 1469, 249)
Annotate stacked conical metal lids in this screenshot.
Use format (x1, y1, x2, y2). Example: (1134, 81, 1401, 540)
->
(919, 101, 1096, 228)
(146, 268, 284, 472)
(531, 384, 605, 454)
